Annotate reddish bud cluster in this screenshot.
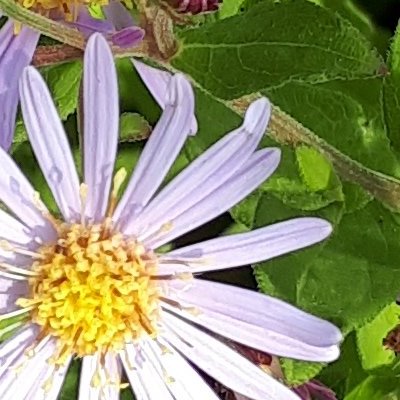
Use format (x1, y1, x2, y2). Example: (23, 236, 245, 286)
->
(383, 323, 400, 355)
(167, 0, 221, 14)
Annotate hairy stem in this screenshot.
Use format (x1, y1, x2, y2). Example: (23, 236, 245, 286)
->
(232, 96, 400, 211)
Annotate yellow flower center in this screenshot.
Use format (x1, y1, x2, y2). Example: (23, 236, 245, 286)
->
(17, 221, 159, 361)
(17, 0, 109, 21)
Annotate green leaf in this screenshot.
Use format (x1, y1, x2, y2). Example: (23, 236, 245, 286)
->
(254, 193, 343, 303)
(342, 182, 372, 214)
(357, 303, 400, 372)
(173, 0, 381, 99)
(116, 59, 160, 123)
(121, 388, 135, 399)
(119, 113, 152, 142)
(344, 376, 400, 400)
(295, 146, 332, 192)
(382, 23, 400, 153)
(282, 358, 325, 386)
(41, 61, 83, 120)
(318, 333, 368, 398)
(231, 191, 263, 228)
(258, 144, 343, 212)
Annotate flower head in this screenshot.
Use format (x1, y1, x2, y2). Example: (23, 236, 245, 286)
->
(0, 0, 143, 151)
(0, 33, 342, 399)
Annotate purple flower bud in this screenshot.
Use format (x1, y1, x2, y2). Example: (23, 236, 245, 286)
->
(110, 26, 145, 48)
(167, 0, 221, 14)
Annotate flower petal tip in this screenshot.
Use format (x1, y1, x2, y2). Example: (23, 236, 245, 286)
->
(167, 73, 195, 111)
(267, 147, 282, 167)
(86, 32, 111, 55)
(244, 97, 272, 133)
(19, 66, 43, 94)
(295, 217, 333, 242)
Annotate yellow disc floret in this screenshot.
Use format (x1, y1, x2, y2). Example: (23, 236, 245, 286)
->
(17, 222, 159, 360)
(17, 0, 109, 21)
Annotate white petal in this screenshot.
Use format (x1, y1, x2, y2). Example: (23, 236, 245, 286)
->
(114, 74, 195, 227)
(0, 324, 38, 377)
(79, 352, 121, 400)
(133, 59, 198, 134)
(127, 98, 271, 237)
(121, 343, 175, 400)
(0, 281, 27, 312)
(162, 313, 300, 400)
(143, 148, 280, 249)
(121, 339, 218, 400)
(20, 67, 81, 222)
(0, 148, 56, 240)
(83, 33, 119, 222)
(162, 279, 342, 361)
(0, 336, 57, 400)
(0, 208, 33, 245)
(25, 356, 71, 400)
(159, 217, 332, 274)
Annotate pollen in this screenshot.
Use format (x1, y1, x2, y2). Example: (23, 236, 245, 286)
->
(16, 0, 109, 21)
(16, 221, 159, 360)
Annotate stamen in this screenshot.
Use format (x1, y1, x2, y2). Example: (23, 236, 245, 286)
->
(139, 221, 174, 244)
(0, 306, 34, 321)
(0, 240, 46, 260)
(0, 262, 39, 277)
(79, 183, 88, 227)
(107, 168, 127, 217)
(150, 272, 193, 281)
(0, 270, 29, 281)
(33, 192, 63, 232)
(160, 297, 202, 316)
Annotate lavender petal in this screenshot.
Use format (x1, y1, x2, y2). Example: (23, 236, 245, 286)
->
(133, 60, 198, 135)
(114, 74, 195, 228)
(0, 22, 39, 151)
(162, 313, 301, 400)
(142, 148, 280, 249)
(159, 217, 332, 274)
(83, 34, 119, 222)
(128, 98, 270, 237)
(20, 67, 81, 223)
(161, 279, 342, 360)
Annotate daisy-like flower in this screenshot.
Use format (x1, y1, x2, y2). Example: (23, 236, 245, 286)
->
(0, 0, 143, 151)
(0, 33, 341, 399)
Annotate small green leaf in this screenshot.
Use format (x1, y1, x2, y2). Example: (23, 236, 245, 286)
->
(218, 0, 246, 18)
(119, 113, 152, 142)
(88, 3, 105, 19)
(296, 146, 332, 192)
(357, 303, 399, 372)
(282, 358, 325, 386)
